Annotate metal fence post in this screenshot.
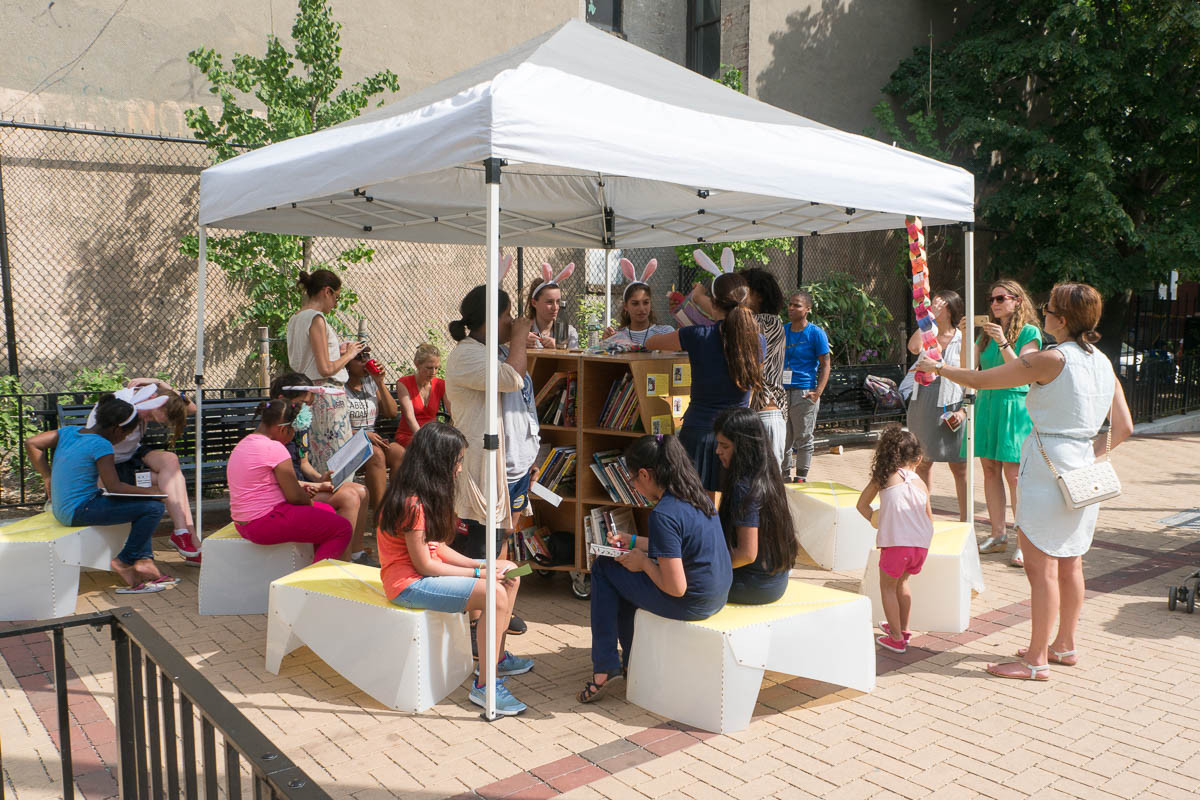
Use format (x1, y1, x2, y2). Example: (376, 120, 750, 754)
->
(0, 154, 19, 377)
(257, 326, 271, 390)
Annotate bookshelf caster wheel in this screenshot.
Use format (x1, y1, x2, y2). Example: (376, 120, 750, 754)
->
(535, 569, 555, 579)
(570, 571, 591, 600)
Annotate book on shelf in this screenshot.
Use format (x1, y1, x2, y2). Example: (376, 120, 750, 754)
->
(595, 373, 645, 432)
(538, 371, 577, 426)
(536, 445, 577, 494)
(522, 527, 550, 561)
(591, 449, 649, 506)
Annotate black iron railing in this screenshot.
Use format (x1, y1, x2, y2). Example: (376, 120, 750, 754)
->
(0, 609, 329, 799)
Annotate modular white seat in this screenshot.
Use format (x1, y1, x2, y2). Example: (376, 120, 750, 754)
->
(265, 560, 473, 713)
(626, 580, 875, 734)
(198, 523, 312, 615)
(786, 481, 877, 571)
(0, 512, 130, 621)
(860, 520, 985, 633)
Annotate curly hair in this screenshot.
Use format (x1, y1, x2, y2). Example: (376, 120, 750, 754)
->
(739, 268, 784, 315)
(987, 279, 1039, 348)
(868, 425, 924, 489)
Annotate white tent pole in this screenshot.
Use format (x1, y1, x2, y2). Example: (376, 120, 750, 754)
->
(483, 158, 502, 720)
(963, 224, 975, 529)
(604, 249, 612, 333)
(194, 226, 207, 539)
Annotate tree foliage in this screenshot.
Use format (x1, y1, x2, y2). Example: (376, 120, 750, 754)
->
(873, 1, 1200, 298)
(675, 66, 797, 275)
(180, 0, 399, 365)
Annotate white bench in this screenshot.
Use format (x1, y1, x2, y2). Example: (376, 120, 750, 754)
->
(0, 512, 130, 621)
(786, 481, 877, 571)
(860, 520, 985, 633)
(265, 560, 473, 712)
(626, 580, 875, 734)
(198, 523, 312, 615)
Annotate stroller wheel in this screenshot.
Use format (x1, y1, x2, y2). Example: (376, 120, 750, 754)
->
(1187, 588, 1196, 614)
(1168, 586, 1178, 611)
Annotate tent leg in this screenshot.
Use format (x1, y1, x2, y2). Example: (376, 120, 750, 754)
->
(963, 224, 975, 530)
(194, 227, 207, 541)
(483, 158, 502, 721)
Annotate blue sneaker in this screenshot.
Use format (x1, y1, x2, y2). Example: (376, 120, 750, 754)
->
(475, 651, 534, 677)
(468, 677, 527, 716)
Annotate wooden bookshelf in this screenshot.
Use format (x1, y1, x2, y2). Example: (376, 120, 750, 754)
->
(526, 350, 691, 576)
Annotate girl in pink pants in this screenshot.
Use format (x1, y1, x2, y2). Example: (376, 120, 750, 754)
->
(227, 399, 352, 562)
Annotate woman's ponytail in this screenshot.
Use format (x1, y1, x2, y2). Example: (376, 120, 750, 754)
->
(711, 273, 764, 397)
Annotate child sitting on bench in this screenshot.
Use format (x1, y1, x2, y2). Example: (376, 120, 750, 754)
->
(376, 422, 534, 717)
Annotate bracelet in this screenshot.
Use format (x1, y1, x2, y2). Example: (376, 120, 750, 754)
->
(997, 340, 1011, 349)
(630, 534, 637, 548)
(473, 567, 481, 578)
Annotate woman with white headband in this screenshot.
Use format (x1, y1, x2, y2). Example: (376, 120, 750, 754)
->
(86, 381, 199, 563)
(601, 258, 675, 348)
(26, 394, 172, 594)
(526, 262, 579, 349)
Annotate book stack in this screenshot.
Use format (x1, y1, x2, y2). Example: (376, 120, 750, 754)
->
(535, 371, 578, 426)
(507, 526, 551, 564)
(596, 374, 644, 432)
(589, 449, 650, 506)
(537, 445, 577, 494)
(584, 505, 638, 569)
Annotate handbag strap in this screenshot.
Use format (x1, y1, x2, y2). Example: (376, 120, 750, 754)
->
(1031, 405, 1113, 479)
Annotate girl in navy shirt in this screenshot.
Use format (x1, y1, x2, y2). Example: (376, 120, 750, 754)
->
(579, 434, 732, 703)
(713, 407, 799, 604)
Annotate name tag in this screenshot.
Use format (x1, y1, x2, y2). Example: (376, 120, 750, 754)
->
(135, 471, 153, 488)
(782, 370, 793, 385)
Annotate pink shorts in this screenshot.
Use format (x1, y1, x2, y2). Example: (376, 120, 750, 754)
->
(879, 546, 929, 578)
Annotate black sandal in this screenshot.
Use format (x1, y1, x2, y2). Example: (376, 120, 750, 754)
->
(578, 670, 624, 704)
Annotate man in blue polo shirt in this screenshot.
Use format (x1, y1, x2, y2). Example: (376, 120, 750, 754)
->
(783, 290, 831, 482)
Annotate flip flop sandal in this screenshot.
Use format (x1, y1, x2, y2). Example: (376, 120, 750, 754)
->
(578, 670, 624, 704)
(150, 575, 180, 587)
(986, 661, 1049, 681)
(115, 582, 166, 595)
(1017, 647, 1077, 666)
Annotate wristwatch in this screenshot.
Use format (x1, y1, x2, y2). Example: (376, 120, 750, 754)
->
(934, 362, 945, 375)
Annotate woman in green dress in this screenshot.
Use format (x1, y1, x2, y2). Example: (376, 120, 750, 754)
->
(967, 279, 1041, 567)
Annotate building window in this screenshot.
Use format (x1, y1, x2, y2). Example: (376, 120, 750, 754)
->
(687, 0, 721, 78)
(586, 0, 622, 33)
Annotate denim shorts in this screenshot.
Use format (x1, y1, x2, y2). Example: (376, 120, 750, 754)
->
(391, 576, 477, 613)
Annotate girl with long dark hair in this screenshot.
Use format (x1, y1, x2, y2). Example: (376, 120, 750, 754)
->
(26, 394, 169, 594)
(645, 272, 765, 490)
(579, 434, 732, 703)
(713, 408, 798, 604)
(377, 422, 533, 716)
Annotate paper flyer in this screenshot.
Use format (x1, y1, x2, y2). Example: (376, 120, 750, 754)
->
(671, 363, 691, 387)
(650, 414, 673, 435)
(646, 373, 669, 396)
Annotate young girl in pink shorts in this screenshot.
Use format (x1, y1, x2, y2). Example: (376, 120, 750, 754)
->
(856, 426, 934, 654)
(227, 399, 352, 563)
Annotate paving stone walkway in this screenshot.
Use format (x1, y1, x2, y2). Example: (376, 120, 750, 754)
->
(3, 432, 1199, 799)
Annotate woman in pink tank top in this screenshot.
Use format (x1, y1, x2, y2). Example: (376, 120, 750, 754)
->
(857, 427, 934, 654)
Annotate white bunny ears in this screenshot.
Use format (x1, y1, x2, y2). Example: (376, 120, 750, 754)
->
(620, 257, 658, 299)
(693, 247, 736, 279)
(113, 385, 169, 425)
(532, 261, 576, 298)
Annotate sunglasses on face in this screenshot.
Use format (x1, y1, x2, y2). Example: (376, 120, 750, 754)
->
(990, 294, 1016, 304)
(1040, 303, 1060, 316)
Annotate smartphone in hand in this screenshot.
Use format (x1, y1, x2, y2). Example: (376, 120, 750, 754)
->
(942, 411, 962, 431)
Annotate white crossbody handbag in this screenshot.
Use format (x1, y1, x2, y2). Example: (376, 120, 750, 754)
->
(1032, 414, 1121, 509)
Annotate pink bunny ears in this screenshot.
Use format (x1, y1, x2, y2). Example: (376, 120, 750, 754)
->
(693, 247, 736, 279)
(532, 261, 575, 298)
(620, 257, 658, 299)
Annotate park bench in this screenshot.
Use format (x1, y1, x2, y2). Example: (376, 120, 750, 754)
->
(198, 522, 313, 615)
(265, 560, 473, 712)
(625, 580, 876, 734)
(0, 512, 131, 621)
(815, 363, 907, 441)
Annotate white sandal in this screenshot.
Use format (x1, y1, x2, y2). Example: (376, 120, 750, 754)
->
(978, 535, 1008, 554)
(986, 660, 1049, 681)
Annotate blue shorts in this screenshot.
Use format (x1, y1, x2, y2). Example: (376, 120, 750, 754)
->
(391, 576, 477, 614)
(509, 472, 532, 514)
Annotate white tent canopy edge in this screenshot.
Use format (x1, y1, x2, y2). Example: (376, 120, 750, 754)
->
(194, 19, 976, 720)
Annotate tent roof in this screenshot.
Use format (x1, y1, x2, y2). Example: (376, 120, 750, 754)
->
(198, 19, 973, 246)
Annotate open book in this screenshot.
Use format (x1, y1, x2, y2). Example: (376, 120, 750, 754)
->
(327, 431, 373, 490)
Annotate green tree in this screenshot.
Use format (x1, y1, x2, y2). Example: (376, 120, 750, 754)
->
(873, 1, 1200, 304)
(180, 0, 400, 365)
(675, 66, 797, 277)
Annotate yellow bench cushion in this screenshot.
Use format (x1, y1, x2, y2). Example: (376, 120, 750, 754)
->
(691, 580, 860, 633)
(0, 512, 83, 542)
(272, 559, 407, 611)
(785, 481, 860, 508)
(928, 521, 972, 556)
(208, 522, 245, 541)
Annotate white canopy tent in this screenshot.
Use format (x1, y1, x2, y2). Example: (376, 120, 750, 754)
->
(196, 19, 975, 719)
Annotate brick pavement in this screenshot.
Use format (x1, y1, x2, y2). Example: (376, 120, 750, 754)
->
(2, 433, 1199, 799)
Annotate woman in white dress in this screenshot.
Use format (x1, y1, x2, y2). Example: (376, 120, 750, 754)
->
(917, 283, 1133, 681)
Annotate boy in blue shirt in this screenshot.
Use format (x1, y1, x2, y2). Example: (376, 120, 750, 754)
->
(783, 290, 831, 482)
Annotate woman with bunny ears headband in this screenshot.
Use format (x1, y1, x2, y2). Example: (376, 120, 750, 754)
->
(601, 257, 675, 349)
(526, 262, 579, 349)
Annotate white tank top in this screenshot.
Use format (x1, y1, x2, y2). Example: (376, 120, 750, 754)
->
(286, 309, 347, 384)
(876, 468, 934, 548)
